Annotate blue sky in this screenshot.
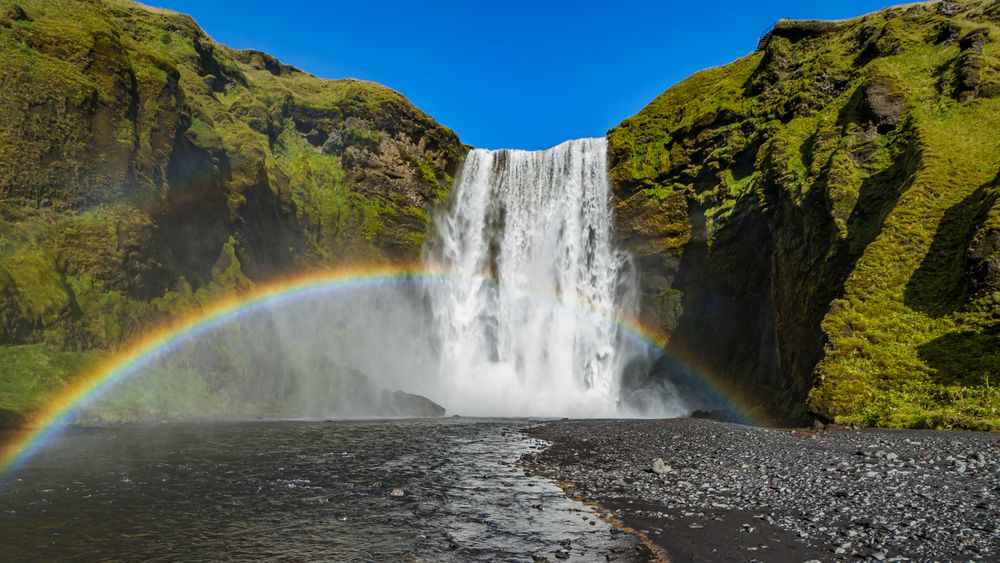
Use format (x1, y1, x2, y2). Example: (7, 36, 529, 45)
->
(147, 1, 903, 150)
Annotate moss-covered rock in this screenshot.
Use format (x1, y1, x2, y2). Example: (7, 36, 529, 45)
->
(0, 0, 467, 415)
(611, 0, 1000, 429)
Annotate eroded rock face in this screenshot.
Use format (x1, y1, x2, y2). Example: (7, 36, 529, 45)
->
(862, 76, 906, 130)
(954, 27, 1000, 101)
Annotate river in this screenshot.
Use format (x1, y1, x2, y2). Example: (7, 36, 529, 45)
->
(0, 418, 646, 561)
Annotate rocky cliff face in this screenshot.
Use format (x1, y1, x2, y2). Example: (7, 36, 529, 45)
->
(0, 0, 466, 413)
(610, 0, 1000, 429)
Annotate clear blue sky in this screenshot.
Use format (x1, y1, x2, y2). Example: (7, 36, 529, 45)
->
(147, 1, 903, 150)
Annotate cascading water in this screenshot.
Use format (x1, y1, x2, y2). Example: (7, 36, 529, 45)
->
(90, 139, 688, 422)
(425, 138, 644, 416)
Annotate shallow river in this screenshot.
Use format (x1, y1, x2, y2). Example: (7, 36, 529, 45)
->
(0, 418, 643, 561)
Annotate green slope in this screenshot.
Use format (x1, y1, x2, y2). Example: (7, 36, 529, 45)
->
(0, 0, 466, 416)
(610, 0, 1000, 429)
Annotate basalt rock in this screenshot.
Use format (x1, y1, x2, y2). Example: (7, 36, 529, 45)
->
(967, 192, 1000, 298)
(381, 390, 447, 418)
(862, 76, 906, 130)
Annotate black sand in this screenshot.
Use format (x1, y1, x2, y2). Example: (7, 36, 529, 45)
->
(523, 418, 1000, 562)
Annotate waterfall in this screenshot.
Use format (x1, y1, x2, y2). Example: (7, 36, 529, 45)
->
(424, 138, 642, 416)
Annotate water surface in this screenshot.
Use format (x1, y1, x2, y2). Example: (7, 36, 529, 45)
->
(0, 418, 642, 561)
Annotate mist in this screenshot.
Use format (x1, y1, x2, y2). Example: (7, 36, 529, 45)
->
(86, 139, 696, 421)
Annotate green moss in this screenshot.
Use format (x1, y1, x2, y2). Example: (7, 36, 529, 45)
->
(273, 122, 382, 262)
(613, 1, 1000, 429)
(0, 345, 97, 414)
(1, 237, 71, 331)
(0, 0, 465, 420)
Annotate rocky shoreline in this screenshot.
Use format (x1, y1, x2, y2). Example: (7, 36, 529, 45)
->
(522, 418, 1000, 562)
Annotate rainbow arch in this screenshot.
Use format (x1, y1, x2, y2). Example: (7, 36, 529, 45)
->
(0, 264, 752, 479)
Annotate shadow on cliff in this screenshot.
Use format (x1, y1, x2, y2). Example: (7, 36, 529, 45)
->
(648, 110, 921, 418)
(917, 329, 1000, 387)
(905, 173, 1000, 316)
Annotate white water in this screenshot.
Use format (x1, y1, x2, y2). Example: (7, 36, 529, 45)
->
(88, 138, 692, 421)
(424, 138, 642, 416)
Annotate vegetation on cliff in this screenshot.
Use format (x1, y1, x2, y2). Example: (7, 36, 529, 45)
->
(0, 0, 466, 417)
(610, 0, 1000, 429)
(2, 0, 997, 430)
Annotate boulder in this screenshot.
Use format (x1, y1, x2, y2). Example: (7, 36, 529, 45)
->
(380, 389, 446, 417)
(863, 76, 906, 130)
(651, 458, 672, 475)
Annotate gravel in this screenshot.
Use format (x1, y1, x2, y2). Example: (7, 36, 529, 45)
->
(522, 418, 1000, 562)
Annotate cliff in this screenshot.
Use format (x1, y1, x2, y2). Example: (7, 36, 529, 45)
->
(0, 0, 466, 414)
(610, 0, 1000, 429)
(3, 0, 998, 429)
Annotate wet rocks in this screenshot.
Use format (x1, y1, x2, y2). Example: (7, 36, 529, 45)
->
(524, 418, 1000, 562)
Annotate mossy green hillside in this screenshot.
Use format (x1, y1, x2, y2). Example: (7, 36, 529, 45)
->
(610, 0, 1000, 429)
(0, 0, 467, 419)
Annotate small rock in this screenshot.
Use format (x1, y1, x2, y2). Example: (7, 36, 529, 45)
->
(390, 488, 405, 497)
(651, 458, 672, 475)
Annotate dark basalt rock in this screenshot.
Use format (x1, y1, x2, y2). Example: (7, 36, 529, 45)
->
(380, 390, 446, 418)
(0, 4, 29, 24)
(953, 27, 999, 102)
(938, 1, 961, 17)
(767, 19, 844, 43)
(968, 226, 1000, 297)
(862, 76, 906, 130)
(960, 27, 991, 53)
(233, 49, 301, 76)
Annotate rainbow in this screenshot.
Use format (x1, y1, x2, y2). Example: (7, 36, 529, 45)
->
(0, 264, 753, 480)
